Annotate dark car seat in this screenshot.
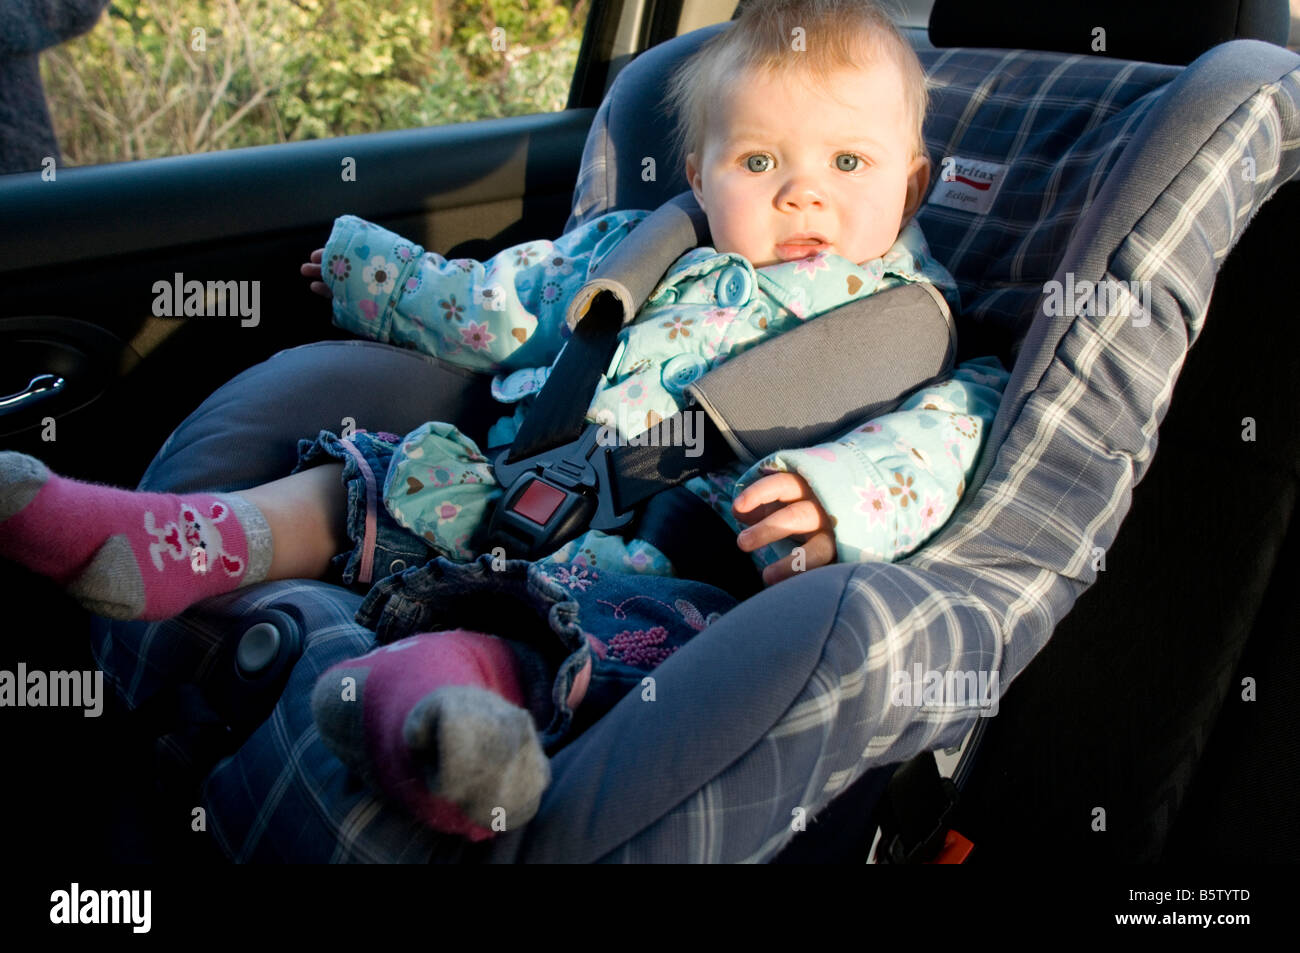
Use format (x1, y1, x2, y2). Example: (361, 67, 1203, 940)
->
(88, 2, 1300, 861)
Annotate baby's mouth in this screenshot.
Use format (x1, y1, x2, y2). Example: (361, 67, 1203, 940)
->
(775, 239, 830, 261)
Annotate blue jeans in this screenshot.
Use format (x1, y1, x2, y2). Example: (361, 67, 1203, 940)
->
(292, 428, 440, 589)
(354, 552, 740, 750)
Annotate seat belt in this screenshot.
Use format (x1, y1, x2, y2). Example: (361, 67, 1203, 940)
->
(485, 191, 957, 560)
(872, 751, 975, 864)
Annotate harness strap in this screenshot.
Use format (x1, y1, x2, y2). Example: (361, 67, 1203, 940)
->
(487, 191, 958, 561)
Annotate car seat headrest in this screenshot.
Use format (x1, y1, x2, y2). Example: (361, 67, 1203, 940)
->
(929, 0, 1291, 66)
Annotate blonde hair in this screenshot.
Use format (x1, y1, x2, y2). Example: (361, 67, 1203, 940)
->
(663, 0, 928, 178)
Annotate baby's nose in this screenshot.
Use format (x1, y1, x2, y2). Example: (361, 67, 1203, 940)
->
(778, 180, 824, 209)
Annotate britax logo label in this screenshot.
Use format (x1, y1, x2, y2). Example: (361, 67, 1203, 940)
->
(927, 156, 1006, 215)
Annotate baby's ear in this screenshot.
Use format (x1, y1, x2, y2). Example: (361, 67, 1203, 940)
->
(902, 154, 931, 222)
(685, 152, 706, 211)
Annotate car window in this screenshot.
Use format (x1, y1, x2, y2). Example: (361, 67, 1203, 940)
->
(33, 0, 590, 171)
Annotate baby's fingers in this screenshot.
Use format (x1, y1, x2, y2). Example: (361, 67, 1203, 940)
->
(732, 472, 807, 525)
(301, 248, 325, 277)
(302, 248, 332, 299)
(736, 499, 826, 552)
(760, 532, 836, 586)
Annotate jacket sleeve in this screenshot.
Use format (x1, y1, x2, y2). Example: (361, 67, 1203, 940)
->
(731, 357, 1010, 565)
(320, 210, 651, 374)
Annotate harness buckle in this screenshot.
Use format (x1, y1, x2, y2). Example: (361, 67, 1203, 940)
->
(487, 423, 635, 560)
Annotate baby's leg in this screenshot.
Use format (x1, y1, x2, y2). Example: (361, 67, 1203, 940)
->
(238, 463, 348, 581)
(0, 451, 347, 620)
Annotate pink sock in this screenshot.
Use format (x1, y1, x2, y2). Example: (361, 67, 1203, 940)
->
(0, 451, 272, 620)
(311, 629, 551, 840)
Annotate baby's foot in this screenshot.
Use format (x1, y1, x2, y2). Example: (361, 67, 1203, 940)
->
(311, 629, 550, 840)
(0, 451, 272, 620)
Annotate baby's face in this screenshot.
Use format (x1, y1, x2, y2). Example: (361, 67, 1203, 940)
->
(686, 58, 930, 270)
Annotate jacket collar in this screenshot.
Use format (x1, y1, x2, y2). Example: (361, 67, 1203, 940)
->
(649, 219, 958, 315)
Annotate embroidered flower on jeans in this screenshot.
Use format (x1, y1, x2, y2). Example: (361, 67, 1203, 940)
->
(553, 563, 596, 591)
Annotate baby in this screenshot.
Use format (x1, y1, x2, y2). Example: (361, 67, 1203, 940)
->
(0, 0, 1008, 840)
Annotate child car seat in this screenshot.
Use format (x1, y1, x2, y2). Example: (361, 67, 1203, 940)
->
(89, 2, 1300, 861)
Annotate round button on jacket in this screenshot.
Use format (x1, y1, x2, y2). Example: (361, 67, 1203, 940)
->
(715, 264, 751, 308)
(661, 353, 709, 396)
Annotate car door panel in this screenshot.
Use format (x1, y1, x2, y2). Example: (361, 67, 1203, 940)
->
(0, 109, 595, 485)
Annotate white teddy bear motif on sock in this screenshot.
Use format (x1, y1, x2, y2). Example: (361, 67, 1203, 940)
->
(144, 501, 244, 576)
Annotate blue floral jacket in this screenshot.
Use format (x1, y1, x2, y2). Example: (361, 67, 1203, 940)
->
(320, 211, 1009, 574)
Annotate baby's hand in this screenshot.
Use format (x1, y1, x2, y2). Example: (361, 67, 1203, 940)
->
(732, 472, 836, 586)
(301, 248, 332, 299)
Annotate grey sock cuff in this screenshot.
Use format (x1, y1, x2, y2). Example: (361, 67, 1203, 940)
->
(220, 492, 274, 585)
(0, 451, 52, 522)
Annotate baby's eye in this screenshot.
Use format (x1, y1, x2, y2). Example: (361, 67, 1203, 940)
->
(836, 153, 863, 172)
(744, 153, 773, 173)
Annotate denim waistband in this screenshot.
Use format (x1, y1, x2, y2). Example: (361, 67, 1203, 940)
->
(292, 429, 438, 589)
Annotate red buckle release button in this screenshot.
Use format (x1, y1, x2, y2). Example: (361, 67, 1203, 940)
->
(511, 479, 567, 525)
(927, 830, 974, 864)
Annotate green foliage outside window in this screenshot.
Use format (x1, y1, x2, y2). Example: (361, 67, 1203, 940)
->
(40, 0, 587, 167)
